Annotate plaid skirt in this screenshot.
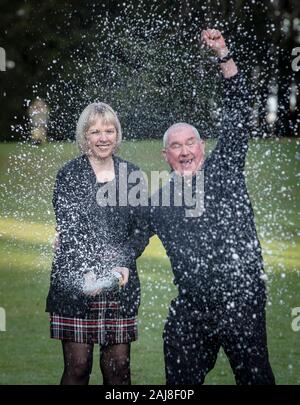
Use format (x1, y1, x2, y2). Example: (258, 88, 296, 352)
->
(50, 291, 138, 345)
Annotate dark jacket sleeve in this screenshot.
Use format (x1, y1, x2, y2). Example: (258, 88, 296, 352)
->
(212, 71, 252, 173)
(53, 169, 75, 236)
(52, 168, 87, 293)
(116, 205, 151, 268)
(113, 164, 151, 268)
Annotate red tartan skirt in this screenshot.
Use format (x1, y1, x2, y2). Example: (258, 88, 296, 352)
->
(50, 291, 138, 345)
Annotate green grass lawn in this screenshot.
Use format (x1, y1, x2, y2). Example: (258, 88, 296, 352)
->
(0, 139, 299, 385)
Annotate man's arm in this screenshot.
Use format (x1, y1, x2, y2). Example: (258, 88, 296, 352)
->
(201, 29, 252, 172)
(114, 205, 151, 269)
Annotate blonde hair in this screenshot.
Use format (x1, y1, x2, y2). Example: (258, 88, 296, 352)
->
(76, 102, 122, 153)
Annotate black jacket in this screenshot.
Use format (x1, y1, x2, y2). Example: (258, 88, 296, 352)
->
(46, 154, 149, 317)
(150, 72, 267, 309)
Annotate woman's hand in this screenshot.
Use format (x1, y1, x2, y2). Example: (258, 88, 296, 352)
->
(82, 268, 129, 296)
(112, 267, 129, 287)
(83, 271, 102, 296)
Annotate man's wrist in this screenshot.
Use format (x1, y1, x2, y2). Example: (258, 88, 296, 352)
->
(216, 47, 229, 59)
(217, 53, 233, 64)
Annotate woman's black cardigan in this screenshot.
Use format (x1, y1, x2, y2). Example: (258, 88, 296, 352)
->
(45, 154, 150, 318)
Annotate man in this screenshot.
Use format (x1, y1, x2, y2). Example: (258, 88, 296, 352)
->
(150, 29, 275, 385)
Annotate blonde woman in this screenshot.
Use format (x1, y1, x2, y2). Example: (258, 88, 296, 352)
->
(46, 103, 149, 385)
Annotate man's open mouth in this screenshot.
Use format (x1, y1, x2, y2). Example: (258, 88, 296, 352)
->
(180, 159, 193, 167)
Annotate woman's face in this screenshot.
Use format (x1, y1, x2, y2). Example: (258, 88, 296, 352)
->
(85, 117, 118, 160)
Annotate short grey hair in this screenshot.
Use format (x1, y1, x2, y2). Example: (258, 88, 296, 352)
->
(76, 102, 122, 153)
(163, 122, 201, 148)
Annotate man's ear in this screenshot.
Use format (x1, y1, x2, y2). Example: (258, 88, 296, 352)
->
(161, 149, 168, 162)
(201, 140, 205, 153)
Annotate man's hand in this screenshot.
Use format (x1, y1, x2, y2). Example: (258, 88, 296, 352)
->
(201, 28, 238, 78)
(201, 29, 228, 58)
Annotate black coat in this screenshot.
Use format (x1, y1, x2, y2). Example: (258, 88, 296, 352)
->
(150, 72, 267, 309)
(46, 154, 149, 318)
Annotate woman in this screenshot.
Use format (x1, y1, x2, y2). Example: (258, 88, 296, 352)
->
(46, 102, 149, 385)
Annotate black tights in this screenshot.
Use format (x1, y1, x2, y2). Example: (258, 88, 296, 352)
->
(100, 343, 131, 385)
(60, 340, 131, 385)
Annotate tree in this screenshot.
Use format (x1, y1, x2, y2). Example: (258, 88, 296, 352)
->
(0, 0, 299, 141)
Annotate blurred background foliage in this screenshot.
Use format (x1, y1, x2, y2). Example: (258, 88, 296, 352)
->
(0, 0, 299, 141)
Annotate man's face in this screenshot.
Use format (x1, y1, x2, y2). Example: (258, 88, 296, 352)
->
(86, 117, 118, 160)
(162, 126, 205, 176)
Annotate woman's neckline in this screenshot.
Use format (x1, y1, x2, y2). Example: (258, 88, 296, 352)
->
(86, 154, 116, 183)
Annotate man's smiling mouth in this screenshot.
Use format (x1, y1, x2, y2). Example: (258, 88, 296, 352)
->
(180, 159, 193, 166)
